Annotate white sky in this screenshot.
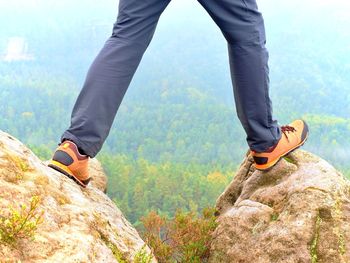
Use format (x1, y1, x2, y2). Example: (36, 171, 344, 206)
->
(0, 0, 349, 27)
(0, 0, 350, 9)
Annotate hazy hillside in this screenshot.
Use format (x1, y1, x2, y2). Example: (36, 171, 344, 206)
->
(0, 0, 349, 222)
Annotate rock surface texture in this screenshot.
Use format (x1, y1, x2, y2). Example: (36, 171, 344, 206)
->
(0, 131, 155, 262)
(209, 150, 350, 263)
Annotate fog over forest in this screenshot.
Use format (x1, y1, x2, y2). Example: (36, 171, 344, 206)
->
(0, 0, 350, 167)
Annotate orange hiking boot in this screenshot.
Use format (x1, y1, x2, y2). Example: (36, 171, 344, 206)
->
(48, 140, 91, 187)
(251, 120, 309, 170)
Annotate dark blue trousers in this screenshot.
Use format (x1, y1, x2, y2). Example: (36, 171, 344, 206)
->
(62, 0, 281, 157)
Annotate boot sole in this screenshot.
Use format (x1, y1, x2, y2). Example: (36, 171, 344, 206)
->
(48, 160, 89, 188)
(254, 131, 309, 171)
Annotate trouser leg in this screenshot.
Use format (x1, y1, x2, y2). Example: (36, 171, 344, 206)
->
(61, 0, 171, 157)
(198, 0, 281, 152)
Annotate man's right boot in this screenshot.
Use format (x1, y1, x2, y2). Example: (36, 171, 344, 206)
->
(251, 120, 309, 170)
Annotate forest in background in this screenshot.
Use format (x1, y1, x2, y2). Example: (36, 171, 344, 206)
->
(0, 0, 349, 224)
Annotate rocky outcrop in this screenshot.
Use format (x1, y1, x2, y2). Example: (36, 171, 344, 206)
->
(209, 150, 350, 263)
(0, 131, 155, 262)
(89, 158, 108, 193)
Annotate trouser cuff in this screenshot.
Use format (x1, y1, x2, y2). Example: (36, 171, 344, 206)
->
(60, 131, 99, 158)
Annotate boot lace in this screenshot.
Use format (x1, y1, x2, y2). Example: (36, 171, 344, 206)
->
(281, 125, 296, 142)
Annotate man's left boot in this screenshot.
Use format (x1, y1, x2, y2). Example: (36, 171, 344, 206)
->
(48, 140, 91, 187)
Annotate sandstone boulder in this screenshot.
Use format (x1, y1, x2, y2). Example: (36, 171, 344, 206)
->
(0, 131, 155, 262)
(209, 150, 350, 263)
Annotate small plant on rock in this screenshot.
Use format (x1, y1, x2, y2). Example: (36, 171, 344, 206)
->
(0, 195, 44, 245)
(140, 207, 218, 263)
(134, 245, 153, 263)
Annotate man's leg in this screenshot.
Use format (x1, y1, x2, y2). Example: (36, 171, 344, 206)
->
(197, 0, 281, 152)
(49, 0, 171, 186)
(61, 0, 171, 158)
(198, 0, 308, 170)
